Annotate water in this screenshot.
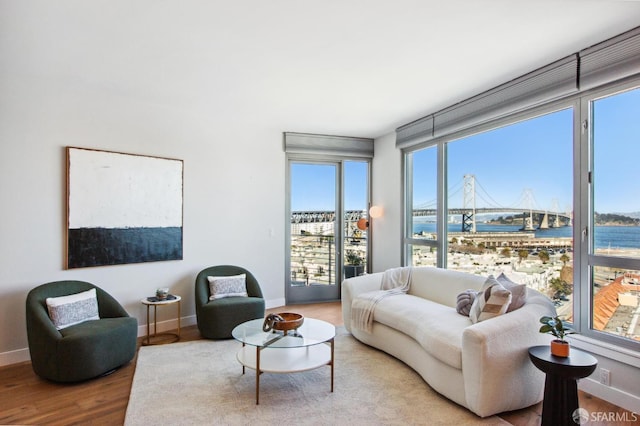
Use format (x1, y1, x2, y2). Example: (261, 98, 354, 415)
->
(413, 223, 640, 250)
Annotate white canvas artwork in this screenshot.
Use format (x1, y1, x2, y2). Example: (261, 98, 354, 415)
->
(66, 147, 183, 268)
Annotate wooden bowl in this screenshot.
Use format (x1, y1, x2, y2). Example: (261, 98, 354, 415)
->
(272, 312, 304, 331)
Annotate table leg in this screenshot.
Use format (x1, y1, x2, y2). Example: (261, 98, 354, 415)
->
(153, 305, 158, 338)
(241, 342, 246, 375)
(177, 300, 181, 340)
(145, 305, 151, 345)
(330, 338, 334, 392)
(256, 346, 261, 405)
(541, 373, 580, 426)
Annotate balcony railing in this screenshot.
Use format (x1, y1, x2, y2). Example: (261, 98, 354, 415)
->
(290, 233, 367, 286)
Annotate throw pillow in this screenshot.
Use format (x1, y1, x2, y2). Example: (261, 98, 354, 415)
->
(208, 274, 248, 300)
(496, 272, 527, 312)
(456, 289, 478, 316)
(469, 276, 512, 324)
(46, 288, 100, 330)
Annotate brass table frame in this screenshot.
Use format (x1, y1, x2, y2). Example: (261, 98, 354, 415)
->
(141, 295, 181, 345)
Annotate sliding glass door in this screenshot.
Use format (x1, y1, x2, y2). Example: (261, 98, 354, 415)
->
(287, 159, 369, 304)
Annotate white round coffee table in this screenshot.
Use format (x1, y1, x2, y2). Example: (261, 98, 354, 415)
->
(231, 317, 335, 404)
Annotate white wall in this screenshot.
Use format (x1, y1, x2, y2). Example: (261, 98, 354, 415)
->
(0, 60, 287, 366)
(371, 131, 402, 272)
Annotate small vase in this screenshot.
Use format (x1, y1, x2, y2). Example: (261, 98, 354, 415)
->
(550, 339, 570, 357)
(156, 288, 169, 300)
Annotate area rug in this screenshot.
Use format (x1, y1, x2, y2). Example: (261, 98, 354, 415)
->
(125, 328, 508, 425)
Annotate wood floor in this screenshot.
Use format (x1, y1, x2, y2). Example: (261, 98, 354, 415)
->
(0, 301, 633, 425)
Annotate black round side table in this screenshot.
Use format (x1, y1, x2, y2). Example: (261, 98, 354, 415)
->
(529, 345, 597, 426)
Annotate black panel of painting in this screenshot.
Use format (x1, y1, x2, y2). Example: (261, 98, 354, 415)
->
(67, 227, 183, 268)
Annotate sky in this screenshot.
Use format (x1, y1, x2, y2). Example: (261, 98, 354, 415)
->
(290, 161, 367, 212)
(290, 87, 639, 214)
(413, 87, 640, 215)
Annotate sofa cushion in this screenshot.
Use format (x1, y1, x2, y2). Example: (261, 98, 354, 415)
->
(408, 267, 486, 308)
(496, 273, 527, 312)
(469, 276, 512, 323)
(373, 294, 471, 369)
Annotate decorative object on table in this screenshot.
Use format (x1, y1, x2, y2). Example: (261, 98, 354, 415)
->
(539, 315, 575, 357)
(147, 294, 177, 302)
(156, 287, 169, 300)
(262, 312, 304, 334)
(66, 147, 183, 269)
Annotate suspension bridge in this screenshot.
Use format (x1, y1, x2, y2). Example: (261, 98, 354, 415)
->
(414, 174, 572, 232)
(291, 175, 572, 233)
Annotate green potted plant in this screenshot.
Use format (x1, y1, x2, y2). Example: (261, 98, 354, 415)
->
(539, 315, 575, 357)
(344, 250, 365, 278)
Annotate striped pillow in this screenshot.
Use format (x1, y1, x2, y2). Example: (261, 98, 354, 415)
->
(469, 276, 512, 323)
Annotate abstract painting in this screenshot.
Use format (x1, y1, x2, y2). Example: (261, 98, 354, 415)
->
(66, 147, 183, 268)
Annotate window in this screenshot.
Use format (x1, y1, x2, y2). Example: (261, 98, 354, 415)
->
(405, 145, 438, 267)
(406, 109, 574, 310)
(584, 85, 640, 345)
(403, 81, 640, 352)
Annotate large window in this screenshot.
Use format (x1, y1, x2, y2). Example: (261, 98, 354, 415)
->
(406, 109, 574, 311)
(403, 81, 640, 351)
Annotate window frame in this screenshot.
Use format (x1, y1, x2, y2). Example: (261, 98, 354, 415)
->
(578, 79, 640, 350)
(285, 153, 373, 304)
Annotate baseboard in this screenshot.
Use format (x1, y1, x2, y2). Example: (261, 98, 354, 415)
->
(579, 377, 640, 415)
(0, 347, 31, 367)
(0, 315, 200, 368)
(2, 301, 286, 368)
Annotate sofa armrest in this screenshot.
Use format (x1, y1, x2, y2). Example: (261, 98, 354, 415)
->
(461, 291, 555, 417)
(341, 273, 383, 332)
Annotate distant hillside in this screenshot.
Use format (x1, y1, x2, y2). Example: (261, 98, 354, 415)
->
(614, 211, 640, 220)
(595, 212, 640, 226)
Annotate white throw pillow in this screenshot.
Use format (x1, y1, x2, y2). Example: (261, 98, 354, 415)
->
(46, 288, 100, 330)
(496, 272, 527, 312)
(469, 276, 512, 324)
(207, 274, 248, 300)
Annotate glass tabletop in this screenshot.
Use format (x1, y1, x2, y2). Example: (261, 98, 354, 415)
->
(232, 317, 335, 348)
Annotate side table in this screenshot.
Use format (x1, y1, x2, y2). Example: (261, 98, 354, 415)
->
(528, 345, 597, 426)
(141, 295, 182, 345)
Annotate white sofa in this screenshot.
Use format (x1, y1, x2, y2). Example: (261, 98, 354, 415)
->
(341, 267, 556, 418)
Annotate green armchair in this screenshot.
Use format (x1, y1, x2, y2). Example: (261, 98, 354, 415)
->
(26, 280, 137, 382)
(195, 265, 265, 339)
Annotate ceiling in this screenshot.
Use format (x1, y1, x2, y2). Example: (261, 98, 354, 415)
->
(4, 0, 640, 139)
